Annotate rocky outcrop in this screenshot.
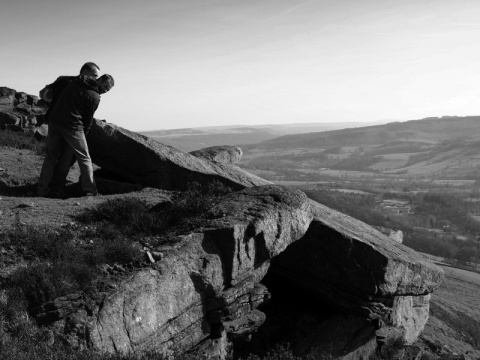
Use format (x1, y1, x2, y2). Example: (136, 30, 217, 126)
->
(0, 87, 47, 128)
(0, 87, 16, 106)
(0, 110, 23, 127)
(42, 186, 443, 359)
(190, 145, 243, 165)
(15, 92, 28, 105)
(86, 120, 270, 190)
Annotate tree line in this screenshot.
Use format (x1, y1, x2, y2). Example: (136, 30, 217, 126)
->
(304, 188, 480, 267)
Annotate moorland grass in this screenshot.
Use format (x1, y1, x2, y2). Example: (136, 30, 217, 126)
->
(76, 181, 233, 243)
(0, 181, 235, 359)
(0, 128, 46, 154)
(0, 339, 328, 360)
(237, 343, 330, 360)
(0, 340, 201, 360)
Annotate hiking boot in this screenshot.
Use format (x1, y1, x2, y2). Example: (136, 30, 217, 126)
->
(37, 190, 49, 197)
(50, 190, 68, 199)
(84, 191, 99, 197)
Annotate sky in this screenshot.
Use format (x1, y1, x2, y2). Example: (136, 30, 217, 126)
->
(3, 0, 480, 131)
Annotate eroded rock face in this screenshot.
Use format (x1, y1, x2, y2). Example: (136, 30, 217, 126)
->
(190, 145, 243, 165)
(0, 87, 48, 128)
(390, 294, 431, 344)
(86, 120, 270, 190)
(270, 215, 441, 309)
(0, 109, 24, 127)
(0, 87, 16, 106)
(15, 92, 28, 105)
(269, 217, 437, 346)
(46, 186, 443, 359)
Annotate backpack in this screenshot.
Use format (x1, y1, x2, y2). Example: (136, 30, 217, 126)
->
(40, 76, 77, 123)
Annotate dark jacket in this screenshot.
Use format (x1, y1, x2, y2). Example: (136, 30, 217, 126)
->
(42, 75, 78, 122)
(49, 76, 100, 133)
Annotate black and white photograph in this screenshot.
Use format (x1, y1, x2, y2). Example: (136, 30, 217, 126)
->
(1, 1, 480, 359)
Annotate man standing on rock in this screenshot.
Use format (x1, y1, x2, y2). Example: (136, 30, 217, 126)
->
(39, 62, 101, 197)
(37, 74, 115, 197)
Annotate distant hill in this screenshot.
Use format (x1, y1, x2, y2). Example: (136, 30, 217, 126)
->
(139, 121, 384, 151)
(239, 116, 480, 179)
(246, 116, 480, 150)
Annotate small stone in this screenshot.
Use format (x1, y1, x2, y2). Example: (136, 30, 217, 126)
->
(41, 329, 55, 346)
(0, 168, 4, 171)
(151, 251, 164, 261)
(113, 264, 125, 272)
(152, 261, 166, 274)
(149, 269, 158, 276)
(75, 202, 80, 206)
(16, 202, 34, 208)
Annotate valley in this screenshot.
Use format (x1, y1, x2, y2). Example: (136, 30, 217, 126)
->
(239, 116, 480, 182)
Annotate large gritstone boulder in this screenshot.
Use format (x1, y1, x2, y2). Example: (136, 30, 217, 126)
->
(190, 145, 243, 165)
(41, 186, 443, 359)
(0, 87, 48, 128)
(86, 120, 270, 190)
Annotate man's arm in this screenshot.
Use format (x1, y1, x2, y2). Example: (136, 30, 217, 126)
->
(82, 92, 100, 133)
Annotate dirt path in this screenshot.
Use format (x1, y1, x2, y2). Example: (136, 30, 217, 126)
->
(0, 187, 170, 229)
(0, 147, 170, 229)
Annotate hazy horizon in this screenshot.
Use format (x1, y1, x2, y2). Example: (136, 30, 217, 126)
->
(139, 118, 392, 133)
(3, 0, 480, 131)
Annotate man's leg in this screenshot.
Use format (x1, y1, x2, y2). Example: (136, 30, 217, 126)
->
(50, 147, 75, 195)
(57, 127, 97, 195)
(37, 123, 66, 196)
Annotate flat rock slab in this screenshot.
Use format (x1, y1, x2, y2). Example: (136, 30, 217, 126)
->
(190, 145, 243, 165)
(306, 200, 443, 297)
(86, 120, 270, 190)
